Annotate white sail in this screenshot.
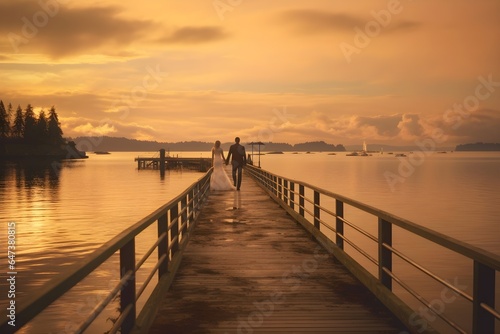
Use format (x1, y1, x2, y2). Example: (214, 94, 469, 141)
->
(363, 141, 367, 152)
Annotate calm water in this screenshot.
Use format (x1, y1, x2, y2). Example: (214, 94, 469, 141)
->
(1, 150, 499, 333)
(0, 152, 205, 333)
(258, 150, 500, 333)
(259, 151, 500, 254)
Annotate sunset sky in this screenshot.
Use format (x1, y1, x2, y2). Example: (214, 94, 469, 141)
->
(1, 0, 499, 146)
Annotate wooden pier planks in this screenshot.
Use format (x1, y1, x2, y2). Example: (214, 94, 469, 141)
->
(147, 167, 407, 333)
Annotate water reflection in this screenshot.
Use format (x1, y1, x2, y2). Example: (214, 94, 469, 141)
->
(1, 159, 69, 190)
(0, 159, 84, 304)
(233, 190, 241, 209)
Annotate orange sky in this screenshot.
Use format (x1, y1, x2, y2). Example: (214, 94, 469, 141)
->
(1, 0, 499, 146)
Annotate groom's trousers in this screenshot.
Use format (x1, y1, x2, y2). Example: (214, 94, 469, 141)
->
(231, 161, 243, 190)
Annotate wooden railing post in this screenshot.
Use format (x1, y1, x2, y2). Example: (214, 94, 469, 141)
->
(290, 181, 295, 210)
(194, 182, 200, 211)
(378, 218, 392, 290)
(181, 196, 188, 237)
(267, 172, 272, 191)
(299, 184, 305, 217)
(314, 191, 320, 230)
(158, 213, 168, 278)
(120, 239, 136, 334)
(473, 261, 495, 334)
(278, 177, 283, 200)
(283, 179, 288, 204)
(335, 200, 344, 250)
(188, 190, 194, 222)
(170, 204, 179, 255)
(273, 175, 278, 196)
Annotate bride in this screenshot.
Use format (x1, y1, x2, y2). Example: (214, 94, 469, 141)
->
(210, 140, 236, 191)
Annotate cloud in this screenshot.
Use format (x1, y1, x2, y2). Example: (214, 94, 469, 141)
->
(437, 109, 500, 144)
(0, 0, 156, 58)
(73, 122, 117, 136)
(279, 9, 419, 35)
(354, 114, 402, 137)
(264, 112, 431, 145)
(397, 114, 425, 139)
(158, 26, 228, 44)
(279, 10, 365, 32)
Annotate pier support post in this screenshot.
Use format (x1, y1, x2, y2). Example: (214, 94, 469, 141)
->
(120, 239, 136, 334)
(378, 218, 392, 290)
(170, 204, 179, 255)
(158, 213, 168, 277)
(299, 185, 305, 217)
(314, 191, 320, 230)
(335, 200, 344, 250)
(181, 196, 188, 237)
(283, 180, 289, 205)
(159, 149, 166, 176)
(473, 261, 495, 334)
(278, 177, 283, 200)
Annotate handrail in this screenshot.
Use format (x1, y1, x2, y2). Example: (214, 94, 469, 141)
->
(0, 169, 213, 334)
(245, 164, 500, 334)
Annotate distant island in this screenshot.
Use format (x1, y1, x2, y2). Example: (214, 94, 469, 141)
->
(69, 137, 347, 153)
(455, 142, 500, 151)
(0, 101, 86, 159)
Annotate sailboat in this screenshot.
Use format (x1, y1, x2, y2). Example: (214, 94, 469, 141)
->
(346, 141, 372, 156)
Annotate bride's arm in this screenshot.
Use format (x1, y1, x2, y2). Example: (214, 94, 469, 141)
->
(211, 148, 215, 166)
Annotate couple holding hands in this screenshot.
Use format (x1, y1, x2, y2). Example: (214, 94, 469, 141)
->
(210, 137, 246, 191)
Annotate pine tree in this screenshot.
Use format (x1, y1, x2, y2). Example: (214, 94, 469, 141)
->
(24, 104, 37, 142)
(7, 103, 13, 122)
(0, 100, 9, 139)
(12, 105, 24, 139)
(36, 109, 49, 143)
(48, 106, 64, 145)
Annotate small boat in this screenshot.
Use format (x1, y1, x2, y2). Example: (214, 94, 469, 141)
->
(94, 151, 111, 155)
(395, 153, 407, 157)
(347, 141, 371, 156)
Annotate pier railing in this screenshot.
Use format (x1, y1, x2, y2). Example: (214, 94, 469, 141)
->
(0, 169, 212, 334)
(245, 164, 500, 334)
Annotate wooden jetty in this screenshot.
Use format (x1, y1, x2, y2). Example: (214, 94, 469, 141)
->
(135, 149, 211, 172)
(2, 165, 499, 334)
(145, 167, 407, 333)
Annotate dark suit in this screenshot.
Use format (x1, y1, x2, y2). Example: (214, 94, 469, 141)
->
(226, 143, 246, 189)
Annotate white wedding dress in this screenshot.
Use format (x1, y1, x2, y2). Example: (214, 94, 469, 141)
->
(210, 147, 236, 191)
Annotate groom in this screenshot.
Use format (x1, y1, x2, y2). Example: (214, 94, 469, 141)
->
(226, 137, 246, 190)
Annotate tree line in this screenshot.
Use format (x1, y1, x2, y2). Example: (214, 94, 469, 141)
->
(0, 100, 64, 145)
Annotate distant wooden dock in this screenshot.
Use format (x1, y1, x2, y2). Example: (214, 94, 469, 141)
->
(135, 150, 211, 172)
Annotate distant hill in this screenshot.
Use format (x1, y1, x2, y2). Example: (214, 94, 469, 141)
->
(70, 137, 347, 152)
(292, 141, 345, 152)
(455, 142, 500, 151)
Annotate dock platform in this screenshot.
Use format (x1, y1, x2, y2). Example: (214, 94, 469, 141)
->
(135, 156, 211, 172)
(146, 167, 407, 333)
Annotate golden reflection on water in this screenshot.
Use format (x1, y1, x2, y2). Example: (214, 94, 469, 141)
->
(0, 153, 203, 333)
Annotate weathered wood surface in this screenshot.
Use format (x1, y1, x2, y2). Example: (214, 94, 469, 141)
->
(148, 168, 407, 333)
